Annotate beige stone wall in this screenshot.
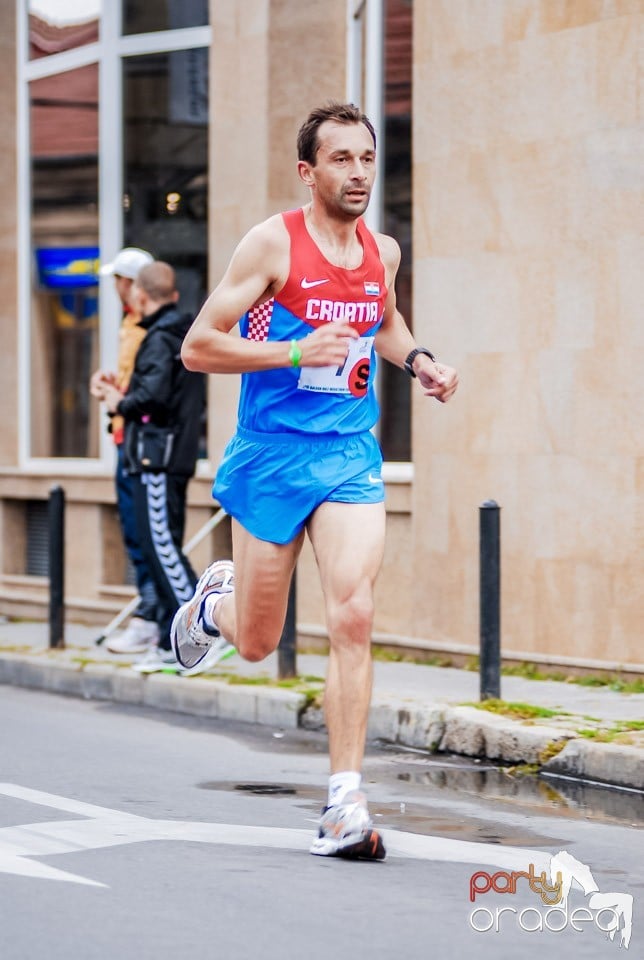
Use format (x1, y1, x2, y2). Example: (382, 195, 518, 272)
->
(412, 0, 644, 666)
(0, 1, 18, 467)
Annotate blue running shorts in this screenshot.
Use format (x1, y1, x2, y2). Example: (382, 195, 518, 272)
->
(213, 426, 384, 544)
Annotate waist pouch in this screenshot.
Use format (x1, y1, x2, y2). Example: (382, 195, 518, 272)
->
(130, 424, 175, 472)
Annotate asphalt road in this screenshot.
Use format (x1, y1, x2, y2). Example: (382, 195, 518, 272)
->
(1, 686, 641, 959)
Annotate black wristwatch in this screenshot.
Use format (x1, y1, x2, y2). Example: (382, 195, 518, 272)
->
(404, 347, 436, 378)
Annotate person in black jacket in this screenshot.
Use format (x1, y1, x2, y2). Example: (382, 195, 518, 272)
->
(99, 261, 206, 672)
(91, 246, 159, 655)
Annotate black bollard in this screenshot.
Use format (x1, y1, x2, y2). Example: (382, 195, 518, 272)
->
(278, 573, 297, 679)
(48, 485, 65, 649)
(479, 500, 500, 700)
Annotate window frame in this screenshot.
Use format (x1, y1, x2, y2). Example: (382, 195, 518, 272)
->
(17, 2, 211, 472)
(346, 0, 412, 481)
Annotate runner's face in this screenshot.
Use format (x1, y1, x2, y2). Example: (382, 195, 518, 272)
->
(304, 120, 376, 218)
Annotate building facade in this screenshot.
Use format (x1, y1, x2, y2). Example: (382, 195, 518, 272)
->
(0, 1, 642, 671)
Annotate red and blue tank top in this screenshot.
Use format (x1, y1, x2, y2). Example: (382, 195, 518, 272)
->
(237, 207, 387, 436)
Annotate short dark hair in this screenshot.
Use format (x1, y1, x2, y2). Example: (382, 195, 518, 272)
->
(297, 102, 377, 165)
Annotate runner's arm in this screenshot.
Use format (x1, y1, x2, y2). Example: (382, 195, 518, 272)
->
(182, 218, 358, 374)
(374, 235, 458, 402)
(181, 219, 289, 373)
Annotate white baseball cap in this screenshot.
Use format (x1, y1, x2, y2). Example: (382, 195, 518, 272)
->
(99, 247, 153, 280)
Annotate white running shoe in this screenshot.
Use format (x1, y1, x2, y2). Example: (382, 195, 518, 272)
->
(310, 791, 386, 860)
(177, 639, 236, 677)
(170, 560, 235, 670)
(106, 617, 160, 654)
(131, 646, 180, 674)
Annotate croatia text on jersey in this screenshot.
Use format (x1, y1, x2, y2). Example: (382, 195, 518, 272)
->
(236, 208, 388, 436)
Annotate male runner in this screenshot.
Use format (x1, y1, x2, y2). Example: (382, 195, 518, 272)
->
(171, 102, 458, 860)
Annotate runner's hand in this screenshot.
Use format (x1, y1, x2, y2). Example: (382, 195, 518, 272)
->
(415, 357, 459, 403)
(299, 323, 359, 367)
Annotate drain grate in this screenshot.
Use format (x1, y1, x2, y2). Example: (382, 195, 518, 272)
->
(234, 783, 297, 796)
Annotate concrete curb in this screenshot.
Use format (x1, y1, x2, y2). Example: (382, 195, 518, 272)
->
(1, 652, 642, 792)
(438, 705, 573, 764)
(0, 654, 305, 730)
(542, 738, 644, 791)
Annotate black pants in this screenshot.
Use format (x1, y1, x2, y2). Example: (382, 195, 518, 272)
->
(115, 445, 159, 620)
(131, 472, 197, 650)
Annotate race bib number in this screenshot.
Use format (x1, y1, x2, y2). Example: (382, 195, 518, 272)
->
(297, 336, 374, 397)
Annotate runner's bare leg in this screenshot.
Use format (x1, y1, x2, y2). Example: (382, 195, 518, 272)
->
(307, 501, 386, 772)
(214, 519, 304, 661)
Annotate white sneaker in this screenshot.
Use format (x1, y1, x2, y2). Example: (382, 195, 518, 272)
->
(178, 638, 236, 677)
(310, 791, 386, 860)
(132, 646, 180, 674)
(106, 617, 160, 654)
(170, 560, 235, 669)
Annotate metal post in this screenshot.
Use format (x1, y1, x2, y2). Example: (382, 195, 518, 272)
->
(278, 573, 297, 679)
(479, 500, 500, 700)
(48, 485, 65, 649)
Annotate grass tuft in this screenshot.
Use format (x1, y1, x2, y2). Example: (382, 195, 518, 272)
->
(463, 698, 566, 721)
(538, 739, 568, 764)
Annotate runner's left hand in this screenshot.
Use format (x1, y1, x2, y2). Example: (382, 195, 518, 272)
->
(415, 357, 458, 403)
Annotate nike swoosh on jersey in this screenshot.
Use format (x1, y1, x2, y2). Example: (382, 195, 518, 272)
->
(301, 278, 330, 289)
(368, 474, 383, 484)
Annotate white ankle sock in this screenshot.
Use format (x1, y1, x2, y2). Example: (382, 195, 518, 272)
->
(327, 771, 362, 807)
(203, 592, 228, 632)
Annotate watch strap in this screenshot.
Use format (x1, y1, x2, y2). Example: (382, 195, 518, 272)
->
(404, 347, 436, 378)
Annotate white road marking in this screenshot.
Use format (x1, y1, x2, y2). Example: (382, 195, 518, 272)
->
(0, 782, 550, 888)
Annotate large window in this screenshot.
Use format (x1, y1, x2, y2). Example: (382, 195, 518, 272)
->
(28, 15, 100, 458)
(19, 3, 211, 464)
(348, 0, 413, 463)
(123, 49, 209, 318)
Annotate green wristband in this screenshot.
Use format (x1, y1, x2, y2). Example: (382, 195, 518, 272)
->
(289, 339, 302, 368)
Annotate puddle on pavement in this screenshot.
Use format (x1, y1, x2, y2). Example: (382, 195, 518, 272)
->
(197, 746, 644, 838)
(195, 722, 643, 830)
(381, 749, 644, 827)
(196, 777, 566, 846)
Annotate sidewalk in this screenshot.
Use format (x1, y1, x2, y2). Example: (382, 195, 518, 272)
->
(1, 618, 642, 791)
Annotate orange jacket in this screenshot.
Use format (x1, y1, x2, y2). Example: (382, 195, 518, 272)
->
(112, 309, 147, 445)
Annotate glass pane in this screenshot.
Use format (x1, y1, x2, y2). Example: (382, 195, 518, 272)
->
(122, 0, 208, 36)
(123, 49, 208, 317)
(123, 49, 209, 455)
(29, 1, 101, 60)
(30, 66, 100, 458)
(380, 0, 412, 461)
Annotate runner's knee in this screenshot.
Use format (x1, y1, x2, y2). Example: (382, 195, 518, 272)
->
(236, 627, 281, 662)
(327, 587, 374, 647)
